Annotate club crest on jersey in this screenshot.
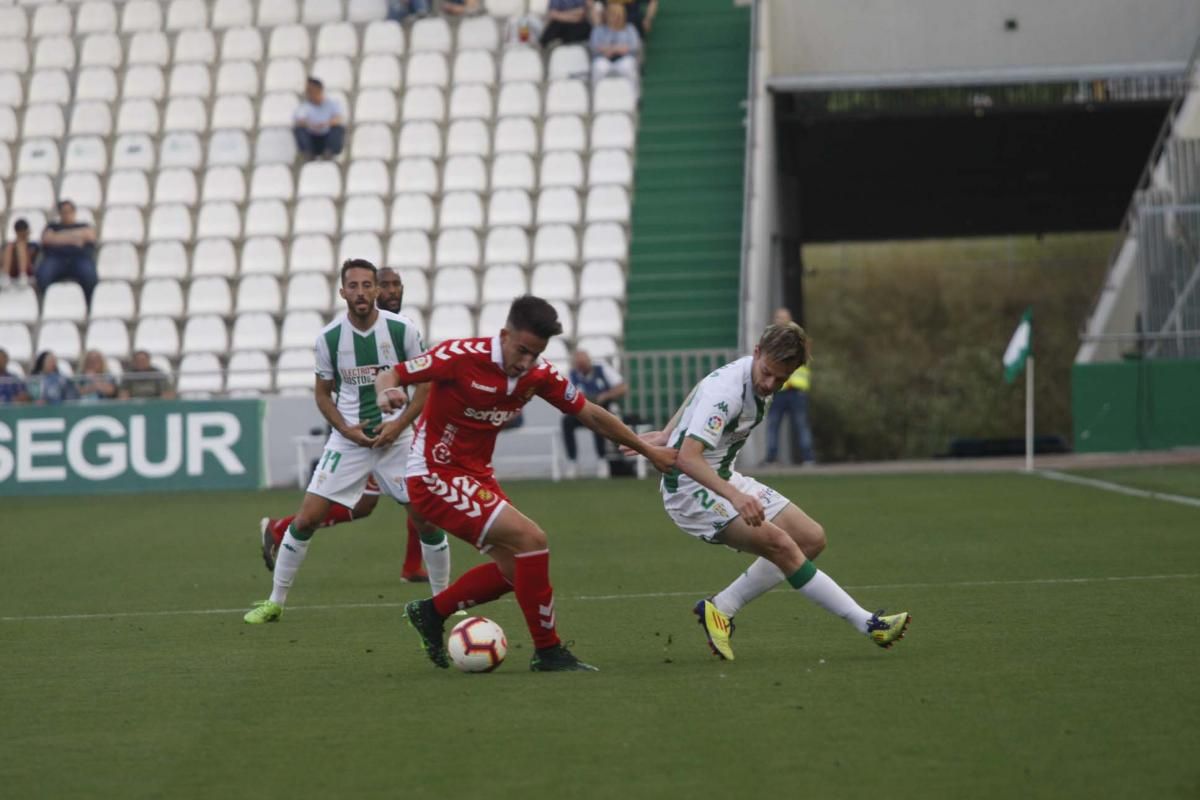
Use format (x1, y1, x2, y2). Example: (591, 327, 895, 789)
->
(476, 488, 497, 505)
(705, 415, 725, 434)
(565, 383, 578, 402)
(405, 354, 433, 372)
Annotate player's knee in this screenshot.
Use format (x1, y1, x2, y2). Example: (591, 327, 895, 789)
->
(806, 523, 827, 558)
(762, 529, 803, 572)
(515, 523, 548, 552)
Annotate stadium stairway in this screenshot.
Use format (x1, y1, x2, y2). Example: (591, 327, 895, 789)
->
(623, 0, 750, 351)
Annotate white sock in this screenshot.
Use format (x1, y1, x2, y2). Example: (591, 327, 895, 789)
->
(712, 557, 785, 617)
(793, 566, 872, 633)
(269, 530, 311, 605)
(421, 535, 451, 595)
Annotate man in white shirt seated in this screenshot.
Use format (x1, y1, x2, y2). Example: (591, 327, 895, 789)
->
(292, 77, 346, 160)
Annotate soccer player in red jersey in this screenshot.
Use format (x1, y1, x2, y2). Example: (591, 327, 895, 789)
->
(374, 296, 677, 671)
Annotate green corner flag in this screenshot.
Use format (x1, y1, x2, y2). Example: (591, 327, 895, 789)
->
(1003, 308, 1032, 384)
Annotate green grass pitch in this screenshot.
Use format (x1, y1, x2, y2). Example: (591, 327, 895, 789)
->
(2, 467, 1198, 799)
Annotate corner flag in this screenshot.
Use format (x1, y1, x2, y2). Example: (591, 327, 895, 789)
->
(1003, 308, 1032, 384)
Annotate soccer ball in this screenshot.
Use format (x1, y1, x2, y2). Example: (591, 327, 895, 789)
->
(448, 616, 508, 673)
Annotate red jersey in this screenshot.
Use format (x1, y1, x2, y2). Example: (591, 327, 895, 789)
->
(393, 335, 587, 479)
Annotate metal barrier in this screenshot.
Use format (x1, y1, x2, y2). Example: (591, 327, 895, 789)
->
(1133, 199, 1200, 358)
(623, 348, 740, 428)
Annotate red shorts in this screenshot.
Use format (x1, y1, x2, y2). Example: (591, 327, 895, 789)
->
(406, 471, 510, 550)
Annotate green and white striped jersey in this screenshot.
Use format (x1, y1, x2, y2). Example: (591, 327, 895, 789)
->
(314, 310, 425, 438)
(662, 356, 769, 493)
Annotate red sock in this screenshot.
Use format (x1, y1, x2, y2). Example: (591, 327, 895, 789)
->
(270, 515, 294, 545)
(432, 562, 512, 618)
(270, 506, 354, 545)
(402, 517, 424, 574)
(513, 549, 560, 650)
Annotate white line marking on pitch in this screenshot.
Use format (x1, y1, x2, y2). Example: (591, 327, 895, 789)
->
(1039, 469, 1200, 509)
(2, 573, 1197, 623)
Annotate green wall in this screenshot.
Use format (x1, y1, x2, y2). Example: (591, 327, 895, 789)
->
(1073, 360, 1200, 452)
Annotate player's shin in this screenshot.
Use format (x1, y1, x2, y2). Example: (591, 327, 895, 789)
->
(419, 529, 451, 594)
(713, 557, 786, 617)
(513, 549, 560, 650)
(431, 562, 512, 617)
(269, 523, 313, 606)
(787, 560, 872, 633)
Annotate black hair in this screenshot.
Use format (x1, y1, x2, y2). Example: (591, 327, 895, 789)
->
(341, 258, 378, 284)
(57, 199, 75, 211)
(33, 351, 53, 374)
(14, 218, 29, 233)
(306, 76, 324, 89)
(506, 295, 563, 339)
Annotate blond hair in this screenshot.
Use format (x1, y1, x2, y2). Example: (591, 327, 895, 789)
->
(758, 322, 810, 367)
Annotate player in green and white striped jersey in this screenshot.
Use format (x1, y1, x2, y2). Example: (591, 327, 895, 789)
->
(643, 322, 911, 659)
(244, 259, 451, 624)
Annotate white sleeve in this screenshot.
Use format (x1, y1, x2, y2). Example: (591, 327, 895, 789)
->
(405, 323, 426, 360)
(314, 331, 334, 379)
(682, 377, 742, 449)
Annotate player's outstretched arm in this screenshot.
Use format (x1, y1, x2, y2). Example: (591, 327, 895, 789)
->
(575, 401, 676, 474)
(676, 437, 765, 526)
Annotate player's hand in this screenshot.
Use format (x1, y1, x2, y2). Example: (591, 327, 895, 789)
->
(619, 429, 668, 457)
(377, 386, 408, 414)
(645, 444, 677, 475)
(733, 492, 766, 526)
(372, 418, 406, 449)
(341, 423, 378, 447)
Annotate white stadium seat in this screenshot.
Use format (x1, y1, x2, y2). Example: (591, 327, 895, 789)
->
(222, 28, 264, 62)
(408, 52, 449, 88)
(0, 40, 29, 74)
(364, 21, 405, 55)
(258, 0, 299, 27)
(196, 200, 243, 239)
(122, 0, 163, 34)
(459, 17, 500, 51)
(285, 273, 333, 312)
(117, 99, 160, 135)
(548, 45, 589, 81)
(154, 168, 199, 206)
(495, 117, 538, 155)
(582, 222, 627, 262)
(212, 0, 253, 29)
(537, 187, 581, 225)
(159, 132, 203, 170)
(293, 197, 338, 236)
(182, 315, 230, 354)
(543, 115, 587, 153)
(36, 320, 83, 364)
(123, 65, 166, 101)
(488, 189, 533, 227)
(0, 108, 16, 144)
(531, 262, 576, 301)
(140, 278, 185, 317)
(491, 153, 535, 191)
(586, 186, 631, 223)
(106, 170, 150, 208)
(589, 149, 633, 187)
(348, 0, 389, 23)
(402, 86, 446, 122)
(134, 317, 181, 357)
(226, 350, 273, 395)
(201, 166, 247, 204)
(546, 80, 589, 115)
(35, 37, 76, 71)
(42, 283, 88, 323)
(102, 207, 146, 243)
(260, 92, 300, 128)
(167, 0, 208, 32)
(442, 155, 487, 193)
(143, 241, 189, 279)
(484, 226, 530, 265)
(500, 47, 543, 84)
(428, 304, 472, 345)
(317, 22, 358, 57)
(359, 54, 402, 91)
(78, 2, 119, 35)
(298, 161, 343, 199)
(241, 237, 286, 276)
(60, 173, 103, 211)
(481, 264, 527, 304)
(193, 238, 238, 277)
(389, 193, 435, 233)
(169, 64, 212, 98)
(250, 164, 294, 201)
(218, 61, 260, 96)
(303, 0, 344, 25)
(533, 225, 577, 263)
(411, 17, 452, 53)
(551, 300, 574, 337)
(275, 348, 316, 393)
(128, 32, 170, 67)
(268, 24, 310, 60)
(577, 299, 622, 338)
(76, 67, 117, 103)
(290, 234, 335, 274)
(450, 84, 494, 121)
(255, 128, 298, 165)
(398, 121, 442, 159)
(12, 175, 55, 211)
(435, 228, 479, 268)
(397, 269, 429, 309)
(69, 101, 114, 139)
(447, 119, 490, 157)
(177, 353, 223, 397)
(352, 123, 395, 161)
(176, 29, 218, 64)
(91, 282, 136, 320)
(245, 199, 290, 237)
(22, 105, 64, 140)
(540, 151, 584, 190)
(440, 192, 484, 230)
(98, 243, 141, 282)
(17, 139, 59, 176)
(595, 78, 637, 114)
(236, 276, 283, 314)
(212, 95, 256, 131)
(497, 83, 540, 118)
(394, 158, 439, 195)
(187, 276, 234, 316)
(355, 88, 398, 124)
(112, 134, 155, 171)
(85, 319, 132, 359)
(342, 197, 387, 234)
(433, 267, 478, 306)
(208, 129, 251, 167)
(80, 34, 122, 68)
(32, 6, 73, 38)
(0, 8, 29, 39)
(346, 160, 389, 197)
(580, 260, 625, 299)
(338, 232, 383, 266)
(163, 97, 206, 133)
(29, 69, 70, 105)
(592, 113, 635, 150)
(386, 231, 433, 272)
(263, 57, 305, 94)
(311, 56, 353, 92)
(0, 74, 23, 108)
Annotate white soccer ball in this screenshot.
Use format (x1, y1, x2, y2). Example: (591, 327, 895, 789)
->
(448, 616, 508, 673)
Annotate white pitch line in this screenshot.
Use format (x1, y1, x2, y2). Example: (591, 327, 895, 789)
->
(2, 573, 1198, 623)
(1039, 469, 1200, 509)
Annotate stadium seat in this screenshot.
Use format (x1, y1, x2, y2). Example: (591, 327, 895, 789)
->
(102, 207, 146, 243)
(484, 226, 530, 265)
(363, 20, 405, 55)
(148, 204, 194, 242)
(0, 108, 13, 144)
(338, 232, 383, 266)
(28, 69, 70, 105)
(288, 234, 335, 274)
(428, 304, 472, 345)
(317, 22, 358, 57)
(440, 192, 484, 230)
(259, 91, 299, 128)
(32, 5, 73, 38)
(546, 80, 589, 116)
(0, 8, 29, 39)
(162, 97, 205, 133)
(589, 150, 633, 187)
(182, 315, 229, 354)
(435, 229, 480, 268)
(22, 105, 65, 141)
(398, 269, 430, 308)
(411, 17, 452, 53)
(280, 309, 325, 350)
(311, 56, 353, 92)
(241, 237, 286, 276)
(255, 128, 298, 164)
(403, 86, 446, 122)
(36, 320, 83, 364)
(142, 240, 189, 279)
(213, 96, 256, 131)
(355, 88, 399, 125)
(201, 166, 247, 205)
(449, 84, 494, 122)
(275, 348, 316, 393)
(78, 2, 119, 35)
(488, 189, 533, 227)
(177, 353, 223, 397)
(97, 243, 141, 282)
(476, 302, 509, 338)
(74, 69, 116, 106)
(197, 201, 243, 239)
(537, 188, 582, 225)
(249, 164, 294, 202)
(388, 193, 436, 231)
(594, 78, 637, 114)
(394, 158, 439, 195)
(80, 34, 122, 69)
(343, 197, 387, 234)
(123, 65, 166, 101)
(258, 0, 299, 26)
(154, 168, 199, 207)
(0, 75, 21, 109)
(501, 47, 543, 84)
(264, 57, 306, 94)
(284, 273, 333, 312)
(576, 335, 618, 362)
(586, 186, 630, 223)
(582, 223, 627, 261)
(387, 231, 432, 270)
(0, 288, 37, 328)
(42, 283, 88, 323)
(540, 152, 584, 190)
(495, 117, 538, 155)
(217, 60, 260, 96)
(491, 153, 535, 191)
(34, 37, 76, 72)
(548, 45, 589, 81)
(122, 0, 163, 34)
(433, 267, 478, 306)
(497, 83, 541, 118)
(169, 64, 212, 98)
(591, 113, 634, 150)
(159, 132, 203, 169)
(530, 262, 576, 301)
(226, 350, 273, 395)
(236, 275, 283, 314)
(348, 0, 388, 23)
(398, 121, 443, 159)
(303, 0, 344, 25)
(211, 0, 253, 29)
(359, 54, 402, 91)
(533, 225, 577, 263)
(112, 134, 155, 171)
(447, 119, 490, 158)
(293, 197, 338, 236)
(244, 199, 290, 237)
(85, 319, 131, 359)
(269, 24, 310, 60)
(192, 238, 237, 278)
(166, 0, 208, 31)
(407, 52, 449, 89)
(60, 173, 103, 211)
(139, 278, 185, 318)
(11, 175, 55, 212)
(127, 32, 170, 68)
(208, 130, 251, 168)
(346, 160, 389, 197)
(17, 139, 60, 176)
(579, 260, 625, 299)
(106, 171, 150, 208)
(187, 276, 234, 316)
(481, 264, 527, 304)
(352, 123, 394, 161)
(541, 337, 570, 370)
(222, 28, 264, 62)
(576, 299, 621, 338)
(0, 40, 29, 74)
(298, 161, 343, 199)
(116, 99, 161, 135)
(543, 115, 586, 153)
(442, 155, 487, 193)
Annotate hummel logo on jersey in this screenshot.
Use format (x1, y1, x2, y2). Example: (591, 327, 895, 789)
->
(470, 381, 498, 393)
(464, 407, 518, 426)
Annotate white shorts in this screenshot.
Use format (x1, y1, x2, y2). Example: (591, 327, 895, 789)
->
(662, 471, 790, 542)
(306, 430, 412, 507)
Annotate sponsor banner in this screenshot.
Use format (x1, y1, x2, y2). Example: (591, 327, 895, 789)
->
(0, 400, 264, 496)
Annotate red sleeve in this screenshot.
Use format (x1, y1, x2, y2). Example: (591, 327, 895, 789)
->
(392, 344, 456, 385)
(535, 362, 588, 415)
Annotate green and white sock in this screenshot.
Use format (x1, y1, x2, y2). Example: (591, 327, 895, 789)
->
(712, 558, 785, 617)
(787, 561, 872, 633)
(269, 524, 311, 606)
(420, 530, 451, 595)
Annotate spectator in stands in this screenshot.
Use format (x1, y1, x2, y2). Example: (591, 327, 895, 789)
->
(387, 0, 430, 20)
(77, 350, 119, 402)
(589, 3, 641, 87)
(561, 348, 627, 478)
(541, 0, 593, 47)
(2, 219, 39, 289)
(0, 348, 29, 404)
(36, 201, 98, 306)
(120, 350, 176, 400)
(440, 0, 480, 15)
(293, 78, 346, 161)
(596, 0, 658, 37)
(764, 307, 816, 466)
(27, 351, 79, 406)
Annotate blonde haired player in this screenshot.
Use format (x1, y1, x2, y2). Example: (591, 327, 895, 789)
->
(638, 322, 910, 660)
